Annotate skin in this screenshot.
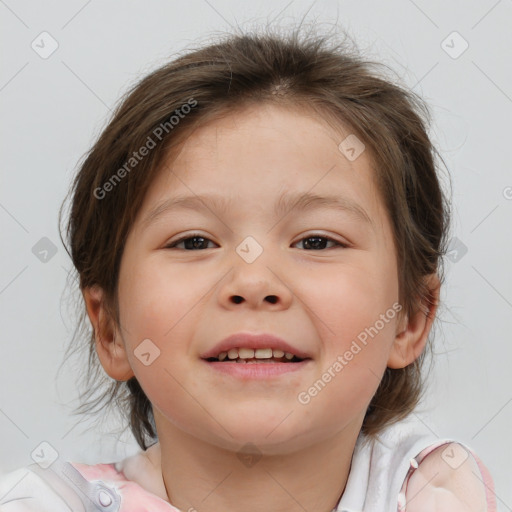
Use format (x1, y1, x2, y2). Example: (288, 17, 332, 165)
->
(84, 103, 444, 512)
(405, 443, 488, 511)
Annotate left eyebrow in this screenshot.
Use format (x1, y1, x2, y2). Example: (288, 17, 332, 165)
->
(274, 191, 374, 229)
(142, 191, 374, 230)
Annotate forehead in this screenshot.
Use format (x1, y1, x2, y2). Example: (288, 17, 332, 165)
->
(140, 103, 391, 237)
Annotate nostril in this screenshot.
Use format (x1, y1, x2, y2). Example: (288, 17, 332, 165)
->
(230, 295, 278, 304)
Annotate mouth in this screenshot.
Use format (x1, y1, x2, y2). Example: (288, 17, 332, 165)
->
(201, 346, 312, 380)
(200, 333, 312, 379)
(204, 347, 306, 364)
(201, 332, 312, 361)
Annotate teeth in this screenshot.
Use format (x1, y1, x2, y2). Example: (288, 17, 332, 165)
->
(227, 348, 239, 360)
(215, 348, 297, 361)
(239, 347, 255, 358)
(235, 358, 281, 364)
(254, 348, 272, 359)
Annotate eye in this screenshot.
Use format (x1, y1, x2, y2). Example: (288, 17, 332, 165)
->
(293, 234, 348, 250)
(164, 234, 217, 250)
(164, 233, 349, 251)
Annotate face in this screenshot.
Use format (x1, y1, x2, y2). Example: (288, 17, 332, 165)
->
(108, 103, 410, 454)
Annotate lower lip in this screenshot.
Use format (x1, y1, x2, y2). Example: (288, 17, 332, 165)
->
(202, 359, 312, 379)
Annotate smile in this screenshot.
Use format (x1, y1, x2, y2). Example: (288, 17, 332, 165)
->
(202, 354, 312, 380)
(206, 347, 304, 363)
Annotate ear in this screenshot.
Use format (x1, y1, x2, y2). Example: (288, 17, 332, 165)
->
(83, 285, 135, 381)
(387, 273, 441, 369)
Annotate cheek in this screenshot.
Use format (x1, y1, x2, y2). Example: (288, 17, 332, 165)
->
(116, 262, 207, 425)
(117, 258, 199, 338)
(301, 317, 398, 425)
(310, 259, 398, 337)
(116, 258, 211, 389)
(304, 262, 399, 399)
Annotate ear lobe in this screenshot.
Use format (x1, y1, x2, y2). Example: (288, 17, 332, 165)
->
(82, 285, 135, 381)
(387, 273, 441, 369)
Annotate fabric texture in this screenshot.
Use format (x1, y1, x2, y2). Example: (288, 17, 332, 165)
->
(334, 416, 496, 511)
(0, 416, 496, 512)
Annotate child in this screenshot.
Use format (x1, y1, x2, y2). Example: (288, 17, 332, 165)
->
(0, 26, 496, 511)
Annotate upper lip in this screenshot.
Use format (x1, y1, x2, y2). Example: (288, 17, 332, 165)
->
(200, 332, 311, 360)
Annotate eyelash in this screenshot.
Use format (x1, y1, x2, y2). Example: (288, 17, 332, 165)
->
(165, 233, 349, 250)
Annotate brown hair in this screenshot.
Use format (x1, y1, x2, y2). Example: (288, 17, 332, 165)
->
(59, 25, 451, 450)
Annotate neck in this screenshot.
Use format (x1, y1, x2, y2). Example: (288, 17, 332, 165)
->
(148, 414, 360, 512)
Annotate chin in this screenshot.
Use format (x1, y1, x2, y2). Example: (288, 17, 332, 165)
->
(211, 415, 316, 454)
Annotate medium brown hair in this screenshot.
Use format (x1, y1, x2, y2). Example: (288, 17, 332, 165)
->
(59, 25, 451, 450)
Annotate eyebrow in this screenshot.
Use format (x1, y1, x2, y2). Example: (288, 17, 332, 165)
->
(142, 191, 374, 229)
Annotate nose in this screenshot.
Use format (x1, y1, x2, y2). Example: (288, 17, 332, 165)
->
(219, 261, 293, 310)
(231, 293, 278, 305)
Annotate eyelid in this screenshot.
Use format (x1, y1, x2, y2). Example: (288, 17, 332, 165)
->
(164, 232, 216, 248)
(164, 232, 351, 249)
(294, 232, 351, 247)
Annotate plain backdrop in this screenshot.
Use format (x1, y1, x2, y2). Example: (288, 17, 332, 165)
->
(1, 0, 511, 508)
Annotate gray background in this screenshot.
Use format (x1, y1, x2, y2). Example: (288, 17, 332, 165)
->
(1, 0, 511, 508)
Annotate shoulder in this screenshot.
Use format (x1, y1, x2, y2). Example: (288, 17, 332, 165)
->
(0, 466, 68, 511)
(0, 460, 125, 512)
(403, 442, 493, 511)
(0, 458, 175, 512)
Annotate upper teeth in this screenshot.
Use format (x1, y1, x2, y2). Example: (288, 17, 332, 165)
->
(217, 348, 295, 361)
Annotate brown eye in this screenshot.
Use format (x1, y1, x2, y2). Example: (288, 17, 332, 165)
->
(165, 234, 217, 250)
(294, 235, 347, 250)
(164, 234, 348, 251)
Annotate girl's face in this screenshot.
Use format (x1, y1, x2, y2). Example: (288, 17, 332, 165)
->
(110, 103, 415, 453)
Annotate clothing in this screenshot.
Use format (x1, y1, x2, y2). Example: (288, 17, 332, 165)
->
(336, 416, 496, 511)
(0, 416, 496, 511)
